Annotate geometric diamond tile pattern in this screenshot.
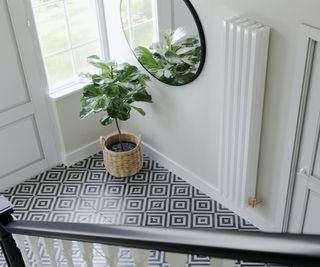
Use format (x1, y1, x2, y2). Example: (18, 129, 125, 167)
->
(0, 152, 284, 267)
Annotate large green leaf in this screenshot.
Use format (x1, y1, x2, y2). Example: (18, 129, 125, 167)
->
(94, 96, 109, 112)
(82, 84, 101, 97)
(135, 47, 162, 70)
(130, 90, 152, 103)
(176, 46, 195, 55)
(80, 98, 97, 118)
(181, 37, 199, 47)
(172, 27, 187, 44)
(80, 106, 93, 119)
(164, 51, 183, 64)
(116, 64, 139, 82)
(87, 56, 110, 72)
(118, 109, 131, 121)
(130, 105, 146, 116)
(100, 116, 114, 126)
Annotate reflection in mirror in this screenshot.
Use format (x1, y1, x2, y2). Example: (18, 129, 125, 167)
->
(121, 0, 205, 86)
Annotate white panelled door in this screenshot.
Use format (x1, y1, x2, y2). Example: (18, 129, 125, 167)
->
(288, 26, 320, 234)
(0, 1, 58, 190)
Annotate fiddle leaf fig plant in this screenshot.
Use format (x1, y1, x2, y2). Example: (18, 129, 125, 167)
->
(134, 27, 201, 85)
(80, 55, 152, 150)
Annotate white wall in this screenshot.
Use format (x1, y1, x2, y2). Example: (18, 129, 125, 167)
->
(102, 0, 320, 231)
(51, 91, 116, 165)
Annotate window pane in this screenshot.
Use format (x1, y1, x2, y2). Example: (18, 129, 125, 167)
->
(31, 0, 57, 7)
(129, 0, 153, 26)
(73, 42, 101, 75)
(33, 2, 69, 56)
(45, 52, 74, 88)
(66, 0, 99, 45)
(121, 0, 129, 30)
(133, 21, 154, 48)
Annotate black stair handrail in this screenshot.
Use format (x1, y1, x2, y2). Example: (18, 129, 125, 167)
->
(1, 196, 320, 267)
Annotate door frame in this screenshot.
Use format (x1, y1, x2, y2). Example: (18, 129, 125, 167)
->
(282, 24, 320, 232)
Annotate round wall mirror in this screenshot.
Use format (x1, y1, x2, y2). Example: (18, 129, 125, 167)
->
(120, 0, 206, 86)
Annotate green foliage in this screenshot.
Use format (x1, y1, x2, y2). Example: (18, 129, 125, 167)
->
(80, 55, 152, 128)
(134, 27, 201, 85)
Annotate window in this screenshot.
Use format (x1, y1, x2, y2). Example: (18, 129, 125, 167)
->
(121, 0, 159, 48)
(31, 0, 107, 92)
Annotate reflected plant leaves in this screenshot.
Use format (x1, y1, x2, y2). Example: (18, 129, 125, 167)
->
(134, 28, 201, 85)
(121, 0, 205, 86)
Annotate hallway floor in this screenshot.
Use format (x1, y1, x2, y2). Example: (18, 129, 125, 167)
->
(0, 152, 285, 267)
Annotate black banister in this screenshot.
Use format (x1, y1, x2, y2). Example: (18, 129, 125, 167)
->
(2, 220, 320, 266)
(0, 196, 25, 267)
(1, 195, 320, 267)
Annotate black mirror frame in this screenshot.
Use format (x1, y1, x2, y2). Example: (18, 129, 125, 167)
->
(120, 0, 206, 86)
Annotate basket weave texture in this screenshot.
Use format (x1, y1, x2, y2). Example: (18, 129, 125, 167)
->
(100, 133, 143, 177)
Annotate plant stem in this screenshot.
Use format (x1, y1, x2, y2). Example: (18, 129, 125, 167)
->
(115, 118, 124, 152)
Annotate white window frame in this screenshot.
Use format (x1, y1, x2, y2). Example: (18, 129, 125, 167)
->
(30, 0, 110, 95)
(123, 0, 159, 48)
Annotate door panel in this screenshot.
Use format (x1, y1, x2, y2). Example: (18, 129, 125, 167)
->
(312, 132, 320, 179)
(0, 116, 44, 178)
(296, 43, 320, 174)
(289, 30, 320, 234)
(288, 176, 308, 233)
(303, 191, 320, 234)
(0, 4, 29, 112)
(0, 103, 33, 126)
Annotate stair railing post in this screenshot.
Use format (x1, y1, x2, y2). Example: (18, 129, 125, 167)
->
(0, 196, 26, 267)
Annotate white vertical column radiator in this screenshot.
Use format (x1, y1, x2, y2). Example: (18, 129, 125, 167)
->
(219, 17, 270, 208)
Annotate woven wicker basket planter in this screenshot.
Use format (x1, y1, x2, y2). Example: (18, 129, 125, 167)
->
(100, 132, 143, 177)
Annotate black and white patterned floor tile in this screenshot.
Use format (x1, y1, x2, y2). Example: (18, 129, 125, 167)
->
(0, 152, 287, 267)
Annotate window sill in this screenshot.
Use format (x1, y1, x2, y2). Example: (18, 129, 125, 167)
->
(49, 82, 86, 101)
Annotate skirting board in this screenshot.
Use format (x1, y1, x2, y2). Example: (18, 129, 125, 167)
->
(61, 139, 102, 167)
(142, 142, 278, 232)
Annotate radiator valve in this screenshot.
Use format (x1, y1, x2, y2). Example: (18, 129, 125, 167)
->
(248, 197, 261, 208)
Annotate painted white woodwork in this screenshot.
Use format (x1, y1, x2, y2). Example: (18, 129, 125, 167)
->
(0, 117, 44, 178)
(211, 258, 219, 267)
(303, 190, 320, 234)
(313, 139, 320, 178)
(100, 244, 119, 267)
(0, 8, 29, 113)
(42, 238, 58, 267)
(288, 25, 320, 234)
(11, 236, 237, 267)
(210, 258, 236, 267)
(13, 235, 31, 267)
(78, 242, 94, 267)
(131, 248, 149, 267)
(0, 0, 59, 190)
(166, 252, 188, 267)
(219, 17, 270, 207)
(58, 240, 74, 267)
(26, 236, 43, 267)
